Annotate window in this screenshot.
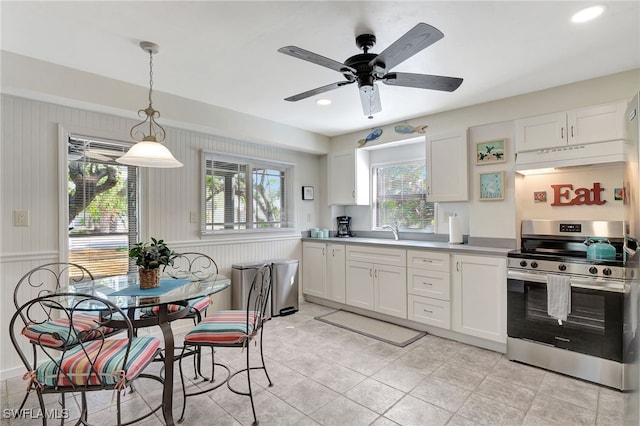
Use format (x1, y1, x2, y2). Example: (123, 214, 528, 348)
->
(67, 136, 138, 277)
(373, 159, 435, 232)
(202, 152, 293, 233)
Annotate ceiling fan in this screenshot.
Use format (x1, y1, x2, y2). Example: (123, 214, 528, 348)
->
(278, 22, 463, 118)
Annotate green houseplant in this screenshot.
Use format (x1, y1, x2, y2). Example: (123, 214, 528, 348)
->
(129, 238, 177, 288)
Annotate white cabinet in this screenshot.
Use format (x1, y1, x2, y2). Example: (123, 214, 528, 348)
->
(426, 131, 469, 202)
(346, 246, 407, 319)
(303, 242, 346, 303)
(515, 101, 626, 152)
(452, 254, 507, 343)
(407, 250, 451, 329)
(326, 244, 346, 303)
(302, 242, 326, 298)
(328, 149, 370, 205)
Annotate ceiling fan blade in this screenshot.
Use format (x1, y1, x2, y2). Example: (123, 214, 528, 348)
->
(359, 84, 382, 117)
(278, 46, 356, 74)
(382, 72, 463, 92)
(284, 80, 355, 102)
(370, 23, 444, 71)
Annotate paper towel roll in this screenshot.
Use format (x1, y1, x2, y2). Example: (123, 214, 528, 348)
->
(449, 215, 463, 244)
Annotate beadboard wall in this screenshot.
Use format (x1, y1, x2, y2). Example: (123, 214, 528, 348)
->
(0, 94, 319, 378)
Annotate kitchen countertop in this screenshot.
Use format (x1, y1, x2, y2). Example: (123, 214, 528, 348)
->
(301, 237, 512, 256)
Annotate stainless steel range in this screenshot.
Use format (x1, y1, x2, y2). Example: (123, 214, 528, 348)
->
(507, 219, 634, 390)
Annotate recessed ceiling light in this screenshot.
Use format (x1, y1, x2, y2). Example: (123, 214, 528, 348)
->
(316, 99, 331, 106)
(571, 5, 605, 23)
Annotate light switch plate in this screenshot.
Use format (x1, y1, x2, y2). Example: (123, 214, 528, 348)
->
(189, 211, 198, 223)
(14, 210, 29, 227)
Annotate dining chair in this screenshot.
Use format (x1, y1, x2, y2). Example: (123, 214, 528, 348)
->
(177, 263, 273, 426)
(12, 262, 123, 411)
(140, 252, 218, 322)
(9, 292, 163, 425)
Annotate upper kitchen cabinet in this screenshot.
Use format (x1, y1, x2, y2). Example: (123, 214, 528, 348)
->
(515, 101, 626, 152)
(426, 130, 469, 202)
(328, 149, 370, 205)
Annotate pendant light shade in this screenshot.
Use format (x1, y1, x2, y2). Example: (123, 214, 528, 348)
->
(117, 41, 183, 168)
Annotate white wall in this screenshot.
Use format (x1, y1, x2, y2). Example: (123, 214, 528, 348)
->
(0, 94, 323, 378)
(326, 69, 639, 240)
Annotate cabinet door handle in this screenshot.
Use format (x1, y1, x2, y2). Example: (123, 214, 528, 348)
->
(423, 281, 432, 286)
(423, 309, 434, 314)
(561, 127, 564, 139)
(374, 269, 378, 278)
(422, 259, 432, 263)
(332, 249, 335, 256)
(456, 261, 460, 272)
(571, 125, 574, 138)
(370, 268, 373, 277)
(352, 190, 355, 199)
(322, 248, 325, 256)
(427, 186, 431, 196)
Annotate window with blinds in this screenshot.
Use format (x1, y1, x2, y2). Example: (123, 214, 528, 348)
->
(202, 152, 293, 233)
(68, 136, 138, 277)
(373, 159, 435, 232)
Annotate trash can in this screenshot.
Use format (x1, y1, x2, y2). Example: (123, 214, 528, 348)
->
(231, 262, 270, 316)
(271, 259, 299, 317)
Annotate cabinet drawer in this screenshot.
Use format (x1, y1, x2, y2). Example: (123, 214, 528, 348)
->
(407, 250, 449, 272)
(408, 268, 450, 300)
(346, 246, 406, 267)
(408, 295, 450, 329)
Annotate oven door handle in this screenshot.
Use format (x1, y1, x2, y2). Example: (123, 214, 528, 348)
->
(507, 270, 627, 293)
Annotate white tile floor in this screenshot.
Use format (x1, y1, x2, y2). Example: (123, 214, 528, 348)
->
(1, 301, 627, 425)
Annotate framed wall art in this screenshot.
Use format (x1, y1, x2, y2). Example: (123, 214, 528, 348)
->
(302, 186, 314, 200)
(476, 139, 507, 165)
(479, 171, 505, 201)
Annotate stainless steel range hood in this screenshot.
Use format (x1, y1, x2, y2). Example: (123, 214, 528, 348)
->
(515, 140, 626, 174)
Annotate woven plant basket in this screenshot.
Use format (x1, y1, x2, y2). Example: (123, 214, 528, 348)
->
(139, 268, 160, 289)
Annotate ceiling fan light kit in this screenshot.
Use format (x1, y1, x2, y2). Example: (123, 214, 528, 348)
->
(117, 41, 183, 168)
(278, 22, 463, 117)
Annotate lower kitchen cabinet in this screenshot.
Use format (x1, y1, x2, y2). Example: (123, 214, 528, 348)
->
(345, 245, 407, 319)
(408, 294, 451, 328)
(452, 254, 507, 343)
(302, 242, 326, 298)
(346, 261, 407, 318)
(326, 244, 346, 303)
(407, 250, 451, 328)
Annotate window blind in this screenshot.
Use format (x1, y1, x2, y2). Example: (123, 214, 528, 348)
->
(68, 136, 138, 277)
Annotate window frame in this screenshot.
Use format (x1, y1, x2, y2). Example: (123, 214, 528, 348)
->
(201, 150, 295, 236)
(371, 158, 435, 233)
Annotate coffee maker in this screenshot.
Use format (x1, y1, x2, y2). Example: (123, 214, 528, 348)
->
(336, 216, 353, 237)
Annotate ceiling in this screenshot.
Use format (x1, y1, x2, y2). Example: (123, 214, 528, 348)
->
(1, 1, 639, 137)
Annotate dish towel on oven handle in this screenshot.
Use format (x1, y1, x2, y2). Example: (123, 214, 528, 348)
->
(547, 274, 571, 325)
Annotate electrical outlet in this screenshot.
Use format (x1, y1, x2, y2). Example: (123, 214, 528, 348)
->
(189, 211, 198, 223)
(14, 210, 29, 227)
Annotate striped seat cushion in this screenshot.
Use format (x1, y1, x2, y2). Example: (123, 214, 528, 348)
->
(184, 310, 261, 345)
(35, 336, 160, 387)
(22, 313, 117, 348)
(140, 296, 210, 317)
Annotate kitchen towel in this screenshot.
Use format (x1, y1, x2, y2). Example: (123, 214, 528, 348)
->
(547, 274, 571, 324)
(449, 215, 463, 244)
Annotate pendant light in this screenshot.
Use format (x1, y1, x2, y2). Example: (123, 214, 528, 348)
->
(117, 41, 183, 168)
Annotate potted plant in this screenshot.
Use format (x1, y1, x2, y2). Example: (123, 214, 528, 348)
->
(129, 238, 177, 289)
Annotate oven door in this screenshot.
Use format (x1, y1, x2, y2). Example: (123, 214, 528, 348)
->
(507, 270, 625, 362)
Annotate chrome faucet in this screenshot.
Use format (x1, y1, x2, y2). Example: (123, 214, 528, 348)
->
(382, 223, 400, 240)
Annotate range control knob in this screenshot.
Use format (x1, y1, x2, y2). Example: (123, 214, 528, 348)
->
(519, 260, 527, 267)
(558, 264, 567, 271)
(589, 266, 598, 275)
(603, 268, 612, 276)
(530, 261, 539, 269)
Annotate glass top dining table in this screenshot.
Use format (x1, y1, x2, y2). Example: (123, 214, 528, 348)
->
(68, 272, 231, 426)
